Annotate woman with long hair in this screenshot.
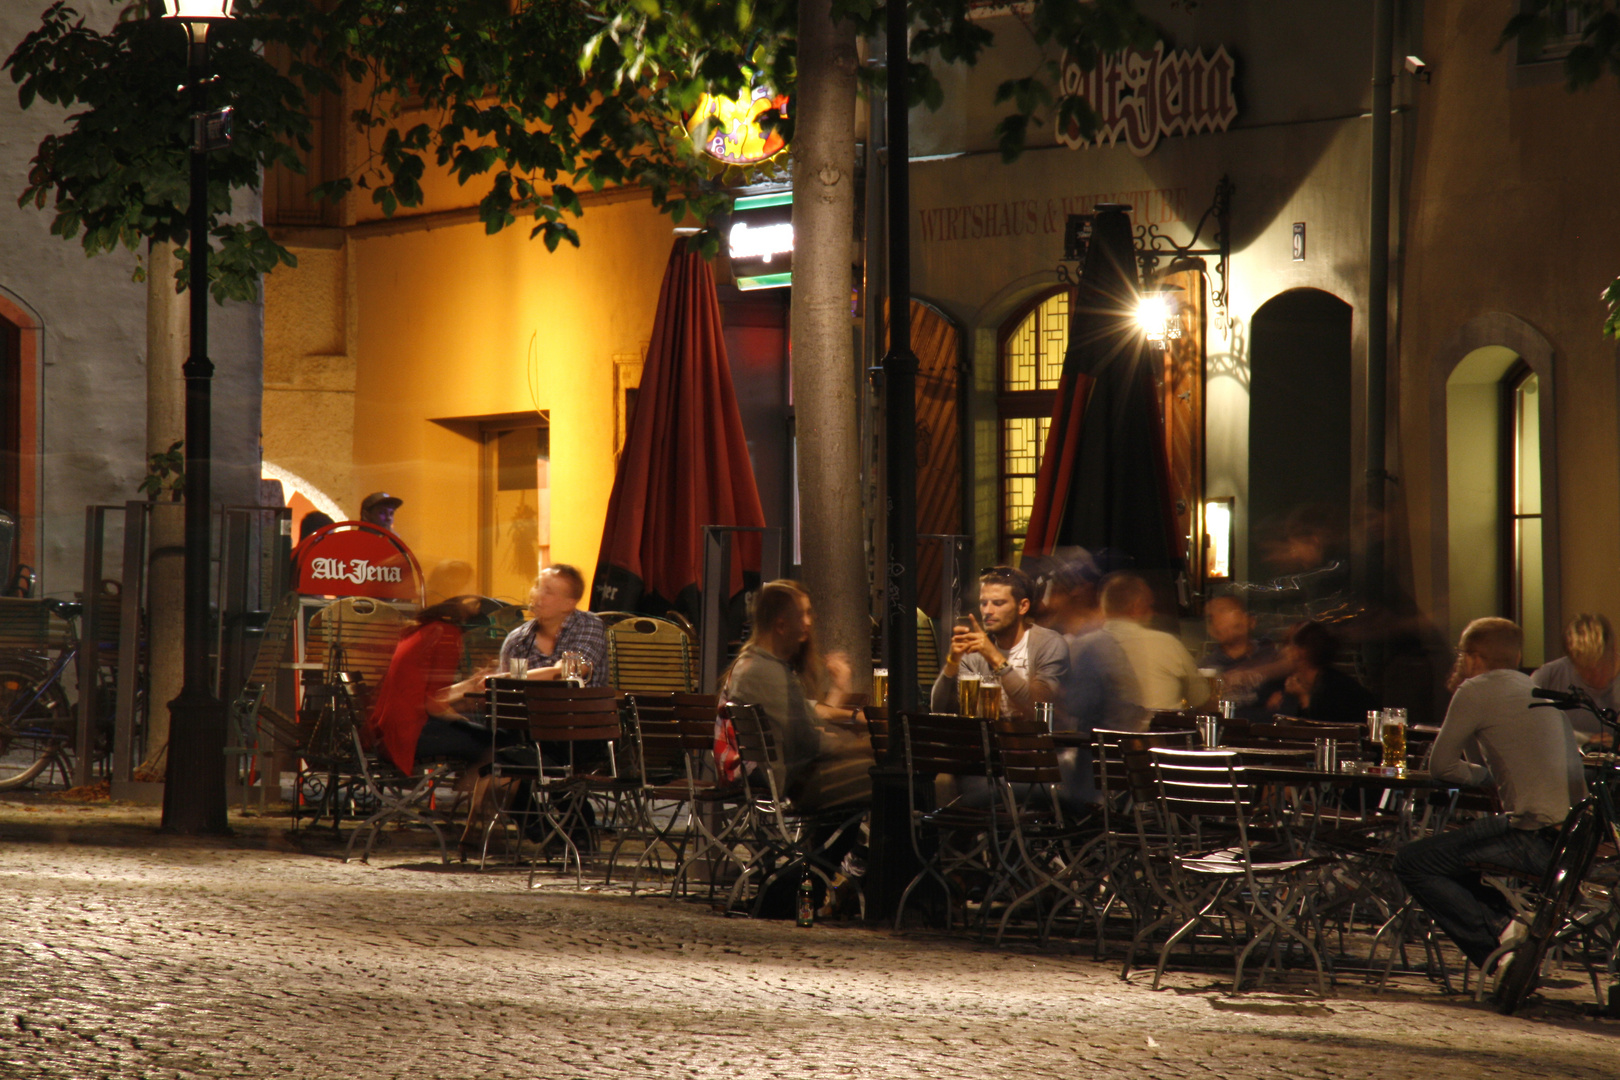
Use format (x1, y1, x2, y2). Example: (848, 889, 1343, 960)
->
(723, 580, 872, 811)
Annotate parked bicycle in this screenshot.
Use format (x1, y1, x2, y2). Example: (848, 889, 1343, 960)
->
(0, 598, 85, 790)
(1495, 684, 1620, 1014)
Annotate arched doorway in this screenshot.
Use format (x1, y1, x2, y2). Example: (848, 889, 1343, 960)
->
(1247, 289, 1354, 583)
(1427, 313, 1560, 666)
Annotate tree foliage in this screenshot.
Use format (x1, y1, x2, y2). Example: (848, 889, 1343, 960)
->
(7, 0, 1158, 298)
(1499, 1, 1620, 337)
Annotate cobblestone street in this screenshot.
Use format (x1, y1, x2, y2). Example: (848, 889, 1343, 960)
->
(2, 797, 1618, 1079)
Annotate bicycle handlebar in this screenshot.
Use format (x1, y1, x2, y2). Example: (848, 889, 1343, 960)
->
(42, 599, 81, 621)
(1530, 684, 1619, 733)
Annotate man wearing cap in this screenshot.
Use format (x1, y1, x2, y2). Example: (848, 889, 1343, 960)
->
(361, 492, 403, 532)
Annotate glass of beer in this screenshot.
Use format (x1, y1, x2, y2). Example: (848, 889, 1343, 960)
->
(958, 673, 981, 717)
(1381, 708, 1407, 768)
(872, 668, 889, 710)
(977, 679, 1002, 721)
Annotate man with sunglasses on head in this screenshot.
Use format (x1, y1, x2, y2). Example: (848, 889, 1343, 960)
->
(931, 565, 1068, 720)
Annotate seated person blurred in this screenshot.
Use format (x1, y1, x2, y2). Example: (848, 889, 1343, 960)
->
(1531, 613, 1617, 748)
(725, 580, 872, 814)
(498, 564, 608, 685)
(361, 595, 500, 776)
(1049, 560, 1140, 802)
(1100, 572, 1208, 714)
(1198, 594, 1286, 716)
(1257, 620, 1377, 725)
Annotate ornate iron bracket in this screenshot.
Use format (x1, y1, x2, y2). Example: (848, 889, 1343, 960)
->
(1134, 174, 1233, 328)
(1055, 175, 1234, 327)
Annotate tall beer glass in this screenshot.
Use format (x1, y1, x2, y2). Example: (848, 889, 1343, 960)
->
(958, 673, 981, 717)
(872, 668, 889, 710)
(977, 679, 1002, 721)
(1381, 708, 1407, 768)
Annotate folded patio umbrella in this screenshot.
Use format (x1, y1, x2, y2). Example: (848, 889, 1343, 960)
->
(590, 242, 766, 625)
(1021, 206, 1179, 572)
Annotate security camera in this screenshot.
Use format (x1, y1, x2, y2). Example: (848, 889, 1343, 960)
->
(1404, 55, 1431, 82)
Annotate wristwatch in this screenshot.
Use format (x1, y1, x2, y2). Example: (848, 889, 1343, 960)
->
(992, 660, 1012, 677)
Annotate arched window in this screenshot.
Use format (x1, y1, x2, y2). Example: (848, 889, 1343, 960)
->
(996, 288, 1072, 561)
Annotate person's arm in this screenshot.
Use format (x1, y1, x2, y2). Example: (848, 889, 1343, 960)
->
(1178, 643, 1211, 708)
(1427, 683, 1489, 786)
(999, 630, 1068, 719)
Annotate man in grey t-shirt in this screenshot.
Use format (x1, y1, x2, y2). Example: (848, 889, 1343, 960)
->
(1394, 618, 1586, 970)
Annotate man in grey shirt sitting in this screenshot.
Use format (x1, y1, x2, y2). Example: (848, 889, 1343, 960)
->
(931, 565, 1067, 721)
(1394, 617, 1587, 971)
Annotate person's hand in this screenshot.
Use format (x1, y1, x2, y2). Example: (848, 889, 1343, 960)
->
(825, 651, 853, 693)
(526, 665, 563, 681)
(1283, 672, 1311, 708)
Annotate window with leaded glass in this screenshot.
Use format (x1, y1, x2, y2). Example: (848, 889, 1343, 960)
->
(996, 289, 1072, 561)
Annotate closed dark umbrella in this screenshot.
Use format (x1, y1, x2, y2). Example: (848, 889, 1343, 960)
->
(1021, 206, 1178, 571)
(590, 242, 766, 624)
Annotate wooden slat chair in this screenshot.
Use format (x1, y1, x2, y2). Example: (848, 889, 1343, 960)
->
(986, 714, 1106, 946)
(1147, 747, 1336, 995)
(481, 679, 621, 887)
(894, 712, 999, 932)
(722, 701, 867, 918)
(666, 693, 754, 900)
(606, 615, 696, 693)
(1093, 727, 1198, 965)
(300, 597, 410, 759)
(617, 692, 698, 892)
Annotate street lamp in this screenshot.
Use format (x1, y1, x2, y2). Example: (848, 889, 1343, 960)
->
(160, 0, 235, 834)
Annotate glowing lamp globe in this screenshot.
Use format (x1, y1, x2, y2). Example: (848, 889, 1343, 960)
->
(161, 0, 235, 21)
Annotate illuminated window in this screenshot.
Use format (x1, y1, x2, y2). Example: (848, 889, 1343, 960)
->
(1507, 366, 1543, 665)
(479, 418, 551, 604)
(996, 289, 1072, 561)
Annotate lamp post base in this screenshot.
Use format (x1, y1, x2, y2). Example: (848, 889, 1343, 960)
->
(160, 684, 232, 836)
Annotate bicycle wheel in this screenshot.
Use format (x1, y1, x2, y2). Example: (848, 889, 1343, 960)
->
(0, 658, 73, 790)
(1497, 802, 1604, 1015)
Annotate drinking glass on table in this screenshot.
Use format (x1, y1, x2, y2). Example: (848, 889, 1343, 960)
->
(872, 668, 889, 710)
(507, 656, 529, 679)
(958, 673, 981, 718)
(1381, 707, 1407, 768)
(560, 650, 593, 687)
(977, 679, 1002, 721)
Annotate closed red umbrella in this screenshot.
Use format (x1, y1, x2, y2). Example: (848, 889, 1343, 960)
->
(1022, 206, 1179, 572)
(590, 243, 766, 623)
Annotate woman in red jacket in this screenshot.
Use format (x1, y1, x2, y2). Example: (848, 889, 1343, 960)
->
(362, 595, 495, 775)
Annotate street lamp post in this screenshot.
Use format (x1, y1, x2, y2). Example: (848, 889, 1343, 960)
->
(160, 0, 234, 834)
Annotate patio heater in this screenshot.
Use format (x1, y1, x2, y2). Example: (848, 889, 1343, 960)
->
(160, 0, 236, 834)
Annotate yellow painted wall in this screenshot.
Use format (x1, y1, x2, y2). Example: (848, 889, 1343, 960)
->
(347, 192, 672, 599)
(1398, 0, 1620, 650)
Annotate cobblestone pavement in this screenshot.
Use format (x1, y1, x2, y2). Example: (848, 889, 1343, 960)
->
(2, 797, 1618, 1079)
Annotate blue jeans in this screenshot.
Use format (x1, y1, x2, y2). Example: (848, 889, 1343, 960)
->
(1393, 815, 1558, 967)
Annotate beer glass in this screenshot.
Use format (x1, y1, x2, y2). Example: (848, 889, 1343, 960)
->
(977, 679, 1002, 721)
(872, 668, 889, 710)
(560, 650, 593, 687)
(1381, 708, 1407, 768)
(958, 673, 981, 717)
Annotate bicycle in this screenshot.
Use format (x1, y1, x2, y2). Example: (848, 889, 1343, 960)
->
(0, 598, 85, 790)
(1494, 684, 1620, 1015)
